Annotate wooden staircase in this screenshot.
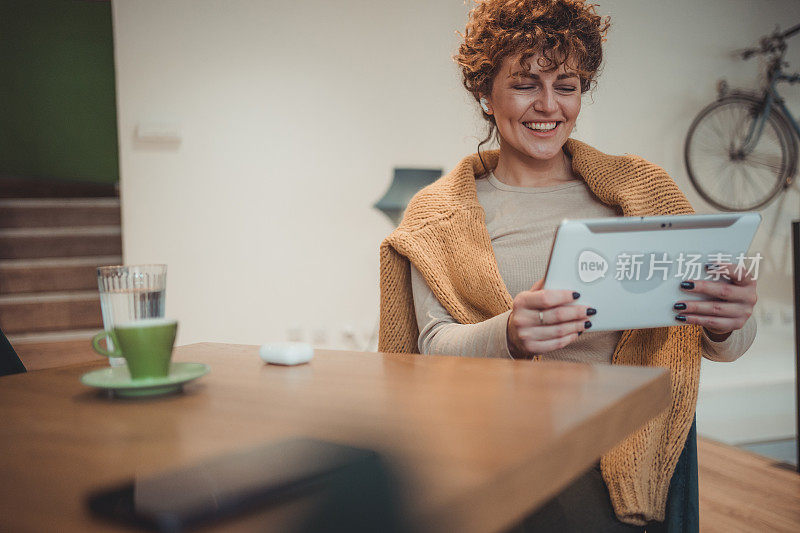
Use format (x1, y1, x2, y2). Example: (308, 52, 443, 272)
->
(0, 197, 122, 370)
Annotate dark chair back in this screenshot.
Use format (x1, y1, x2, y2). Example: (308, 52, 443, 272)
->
(1, 328, 26, 376)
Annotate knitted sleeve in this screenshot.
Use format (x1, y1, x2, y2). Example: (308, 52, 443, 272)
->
(410, 263, 513, 358)
(701, 317, 757, 362)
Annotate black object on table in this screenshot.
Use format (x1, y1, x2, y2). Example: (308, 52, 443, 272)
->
(87, 437, 407, 532)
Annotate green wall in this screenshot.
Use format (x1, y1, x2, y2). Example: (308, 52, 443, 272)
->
(0, 0, 119, 184)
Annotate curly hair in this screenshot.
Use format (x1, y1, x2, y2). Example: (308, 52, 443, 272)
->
(455, 0, 610, 101)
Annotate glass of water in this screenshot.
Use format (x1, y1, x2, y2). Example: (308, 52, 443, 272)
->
(97, 264, 167, 367)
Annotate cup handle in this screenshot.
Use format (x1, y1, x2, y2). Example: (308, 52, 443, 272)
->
(92, 331, 122, 358)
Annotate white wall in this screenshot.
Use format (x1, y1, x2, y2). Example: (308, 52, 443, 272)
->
(113, 0, 482, 350)
(113, 1, 800, 441)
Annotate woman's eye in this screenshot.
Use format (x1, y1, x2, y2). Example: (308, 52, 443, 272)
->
(513, 85, 576, 92)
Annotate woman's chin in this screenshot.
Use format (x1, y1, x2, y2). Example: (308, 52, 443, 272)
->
(518, 143, 566, 162)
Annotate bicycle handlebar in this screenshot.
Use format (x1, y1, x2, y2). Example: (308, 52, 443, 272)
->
(782, 23, 800, 39)
(740, 22, 800, 60)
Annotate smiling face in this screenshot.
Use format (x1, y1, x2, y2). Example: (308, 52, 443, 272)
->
(485, 52, 582, 163)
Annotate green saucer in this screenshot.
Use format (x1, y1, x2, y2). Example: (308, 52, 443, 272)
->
(80, 362, 210, 398)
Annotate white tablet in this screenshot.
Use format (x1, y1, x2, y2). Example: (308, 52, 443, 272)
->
(542, 212, 762, 332)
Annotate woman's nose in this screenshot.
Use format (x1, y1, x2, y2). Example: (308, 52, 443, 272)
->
(533, 88, 558, 114)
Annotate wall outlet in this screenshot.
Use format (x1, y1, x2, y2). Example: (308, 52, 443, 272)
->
(311, 329, 327, 347)
(286, 326, 304, 342)
(340, 326, 359, 350)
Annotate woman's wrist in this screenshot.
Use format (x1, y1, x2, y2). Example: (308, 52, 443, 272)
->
(703, 327, 732, 343)
(506, 312, 533, 359)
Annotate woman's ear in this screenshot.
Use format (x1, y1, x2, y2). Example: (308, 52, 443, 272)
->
(479, 96, 492, 114)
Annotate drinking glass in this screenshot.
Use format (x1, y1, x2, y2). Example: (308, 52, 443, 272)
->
(97, 264, 167, 367)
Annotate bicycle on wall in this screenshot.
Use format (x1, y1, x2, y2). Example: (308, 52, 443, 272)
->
(684, 23, 800, 212)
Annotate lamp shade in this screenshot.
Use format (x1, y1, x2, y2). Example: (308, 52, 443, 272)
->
(374, 168, 442, 226)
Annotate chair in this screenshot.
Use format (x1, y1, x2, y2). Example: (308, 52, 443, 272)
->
(1, 328, 27, 376)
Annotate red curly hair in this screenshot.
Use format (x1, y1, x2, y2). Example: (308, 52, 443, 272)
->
(455, 0, 610, 102)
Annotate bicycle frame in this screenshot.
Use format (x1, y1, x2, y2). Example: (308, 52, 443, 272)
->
(775, 72, 800, 139)
(741, 75, 800, 155)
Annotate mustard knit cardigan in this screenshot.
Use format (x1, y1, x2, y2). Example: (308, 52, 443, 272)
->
(378, 137, 702, 526)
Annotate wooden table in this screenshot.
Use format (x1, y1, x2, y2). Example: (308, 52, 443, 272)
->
(0, 343, 670, 532)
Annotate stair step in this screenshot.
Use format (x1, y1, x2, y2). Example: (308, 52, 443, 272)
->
(0, 176, 117, 198)
(8, 329, 105, 371)
(8, 328, 103, 343)
(0, 291, 102, 334)
(0, 256, 122, 294)
(0, 198, 121, 228)
(0, 226, 122, 259)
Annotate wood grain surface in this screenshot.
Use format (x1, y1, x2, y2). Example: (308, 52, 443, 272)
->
(0, 343, 670, 533)
(698, 438, 800, 532)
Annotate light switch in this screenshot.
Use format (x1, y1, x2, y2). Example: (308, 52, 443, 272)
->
(135, 123, 181, 142)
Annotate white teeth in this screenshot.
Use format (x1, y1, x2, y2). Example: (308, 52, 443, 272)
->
(523, 121, 558, 131)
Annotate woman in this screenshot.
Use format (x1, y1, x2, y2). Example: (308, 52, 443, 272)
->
(379, 0, 757, 530)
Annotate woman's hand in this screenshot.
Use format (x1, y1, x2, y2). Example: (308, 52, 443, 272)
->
(506, 279, 596, 359)
(674, 263, 758, 341)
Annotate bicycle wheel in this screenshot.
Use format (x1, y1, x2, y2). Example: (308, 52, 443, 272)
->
(684, 94, 796, 211)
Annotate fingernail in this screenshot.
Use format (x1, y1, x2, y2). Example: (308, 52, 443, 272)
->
(578, 331, 583, 336)
(584, 321, 592, 329)
(680, 281, 694, 290)
(675, 315, 687, 322)
(572, 292, 580, 300)
(673, 302, 687, 310)
(586, 308, 597, 316)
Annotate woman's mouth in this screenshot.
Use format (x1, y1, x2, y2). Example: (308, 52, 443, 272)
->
(522, 121, 560, 136)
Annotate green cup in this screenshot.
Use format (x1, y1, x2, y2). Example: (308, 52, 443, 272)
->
(92, 318, 178, 380)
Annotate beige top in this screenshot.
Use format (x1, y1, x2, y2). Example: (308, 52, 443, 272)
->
(411, 171, 756, 363)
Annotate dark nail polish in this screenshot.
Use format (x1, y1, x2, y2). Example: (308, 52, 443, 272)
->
(675, 315, 687, 322)
(680, 281, 694, 290)
(673, 302, 687, 310)
(584, 321, 592, 329)
(578, 331, 583, 336)
(586, 308, 597, 316)
(572, 292, 580, 300)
